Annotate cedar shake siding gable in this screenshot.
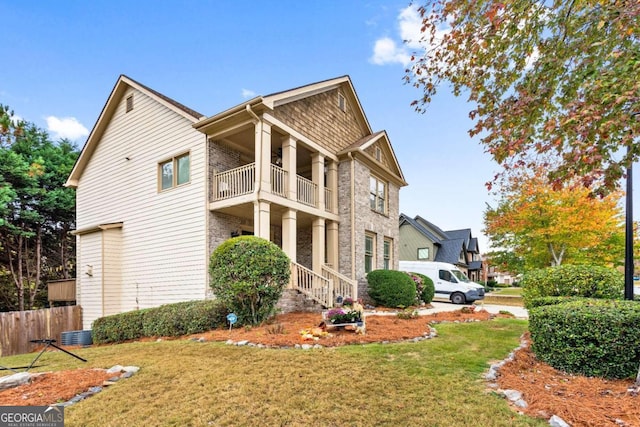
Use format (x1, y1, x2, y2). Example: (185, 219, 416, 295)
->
(272, 88, 368, 154)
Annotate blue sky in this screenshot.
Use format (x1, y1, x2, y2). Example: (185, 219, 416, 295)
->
(4, 1, 628, 252)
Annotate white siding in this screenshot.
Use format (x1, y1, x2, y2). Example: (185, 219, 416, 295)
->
(103, 228, 123, 316)
(76, 86, 207, 325)
(78, 232, 103, 329)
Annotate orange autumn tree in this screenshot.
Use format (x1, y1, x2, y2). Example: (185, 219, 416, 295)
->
(484, 172, 624, 274)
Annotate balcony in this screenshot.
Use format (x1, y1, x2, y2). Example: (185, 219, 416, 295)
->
(213, 163, 334, 213)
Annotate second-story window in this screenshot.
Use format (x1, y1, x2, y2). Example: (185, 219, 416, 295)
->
(369, 175, 387, 214)
(159, 152, 190, 191)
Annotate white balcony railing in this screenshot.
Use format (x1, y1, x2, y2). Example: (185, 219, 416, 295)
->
(213, 164, 334, 213)
(213, 163, 255, 200)
(270, 164, 287, 198)
(324, 187, 333, 213)
(296, 175, 317, 207)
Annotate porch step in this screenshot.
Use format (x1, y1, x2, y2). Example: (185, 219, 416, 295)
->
(276, 289, 324, 313)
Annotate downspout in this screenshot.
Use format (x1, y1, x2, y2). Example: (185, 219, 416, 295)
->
(348, 152, 356, 279)
(246, 104, 262, 195)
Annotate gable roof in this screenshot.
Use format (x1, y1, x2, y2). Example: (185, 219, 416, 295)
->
(434, 238, 467, 265)
(65, 75, 205, 188)
(194, 75, 371, 137)
(338, 131, 407, 187)
(414, 216, 449, 241)
(399, 213, 442, 244)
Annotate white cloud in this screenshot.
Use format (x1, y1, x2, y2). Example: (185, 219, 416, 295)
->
(398, 6, 423, 49)
(370, 37, 411, 66)
(370, 5, 422, 66)
(45, 116, 89, 141)
(241, 88, 256, 99)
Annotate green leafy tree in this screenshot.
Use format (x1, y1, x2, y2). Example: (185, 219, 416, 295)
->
(0, 105, 79, 311)
(406, 1, 640, 194)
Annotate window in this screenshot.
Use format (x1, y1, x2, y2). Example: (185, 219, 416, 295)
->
(417, 247, 429, 260)
(159, 153, 190, 191)
(369, 176, 387, 214)
(383, 238, 392, 270)
(365, 233, 375, 273)
(126, 95, 134, 112)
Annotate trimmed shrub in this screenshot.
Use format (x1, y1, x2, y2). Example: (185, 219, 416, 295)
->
(142, 300, 230, 337)
(521, 264, 623, 308)
(404, 272, 435, 304)
(92, 309, 148, 344)
(367, 270, 416, 308)
(529, 299, 640, 379)
(92, 299, 230, 344)
(527, 295, 588, 308)
(209, 236, 290, 325)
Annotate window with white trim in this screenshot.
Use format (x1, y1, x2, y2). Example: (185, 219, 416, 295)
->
(365, 232, 376, 273)
(383, 237, 392, 270)
(369, 175, 387, 214)
(159, 153, 190, 191)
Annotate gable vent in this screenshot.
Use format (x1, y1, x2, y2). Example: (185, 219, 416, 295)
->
(126, 95, 134, 112)
(338, 93, 346, 112)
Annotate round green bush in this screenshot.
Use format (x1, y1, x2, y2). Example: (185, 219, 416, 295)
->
(367, 270, 416, 308)
(529, 299, 640, 379)
(521, 264, 623, 308)
(209, 236, 290, 325)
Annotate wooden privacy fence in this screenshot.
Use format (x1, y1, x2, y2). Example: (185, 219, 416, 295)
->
(0, 305, 82, 357)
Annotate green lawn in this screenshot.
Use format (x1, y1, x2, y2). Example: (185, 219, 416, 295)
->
(490, 287, 524, 296)
(0, 319, 545, 427)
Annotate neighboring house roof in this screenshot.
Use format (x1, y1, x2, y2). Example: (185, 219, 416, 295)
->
(399, 213, 442, 245)
(65, 74, 206, 188)
(468, 237, 479, 253)
(468, 260, 482, 270)
(434, 238, 466, 265)
(414, 216, 449, 241)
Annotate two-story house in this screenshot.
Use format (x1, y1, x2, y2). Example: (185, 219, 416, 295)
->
(398, 214, 482, 281)
(66, 75, 407, 329)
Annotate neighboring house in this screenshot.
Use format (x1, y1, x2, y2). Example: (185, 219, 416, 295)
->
(66, 75, 407, 329)
(398, 214, 483, 281)
(481, 255, 518, 286)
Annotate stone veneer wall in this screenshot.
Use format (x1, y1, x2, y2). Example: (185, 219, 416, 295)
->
(272, 88, 367, 154)
(275, 289, 325, 313)
(296, 226, 312, 270)
(338, 157, 401, 305)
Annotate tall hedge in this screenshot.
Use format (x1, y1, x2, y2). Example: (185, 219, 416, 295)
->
(521, 264, 623, 308)
(530, 299, 640, 379)
(367, 270, 416, 307)
(209, 236, 290, 325)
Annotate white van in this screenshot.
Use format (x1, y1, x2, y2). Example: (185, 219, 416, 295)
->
(399, 261, 485, 304)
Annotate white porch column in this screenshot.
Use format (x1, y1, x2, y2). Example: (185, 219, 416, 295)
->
(282, 209, 297, 262)
(312, 153, 325, 210)
(326, 220, 339, 269)
(254, 120, 272, 194)
(312, 217, 325, 273)
(326, 160, 338, 213)
(282, 136, 297, 201)
(254, 200, 271, 240)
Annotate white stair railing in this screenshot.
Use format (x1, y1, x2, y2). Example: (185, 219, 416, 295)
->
(322, 265, 358, 303)
(290, 262, 333, 307)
